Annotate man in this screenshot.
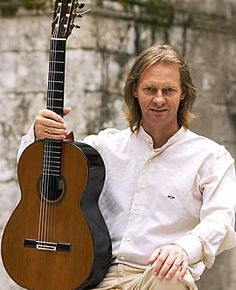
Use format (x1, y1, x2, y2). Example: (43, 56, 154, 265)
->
(18, 44, 236, 290)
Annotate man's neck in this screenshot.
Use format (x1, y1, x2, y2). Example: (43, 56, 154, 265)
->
(142, 123, 180, 149)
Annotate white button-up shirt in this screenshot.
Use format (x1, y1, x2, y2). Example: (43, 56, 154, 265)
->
(18, 126, 236, 279)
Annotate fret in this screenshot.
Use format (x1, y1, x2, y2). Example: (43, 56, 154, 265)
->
(48, 89, 64, 93)
(48, 80, 64, 84)
(43, 164, 61, 170)
(42, 172, 60, 177)
(51, 37, 66, 41)
(43, 165, 60, 170)
(43, 168, 61, 176)
(50, 49, 64, 53)
(44, 149, 61, 154)
(49, 97, 63, 102)
(44, 165, 61, 171)
(43, 162, 61, 170)
(48, 71, 64, 74)
(47, 106, 63, 111)
(43, 161, 61, 167)
(43, 163, 61, 169)
(49, 60, 64, 64)
(47, 91, 63, 95)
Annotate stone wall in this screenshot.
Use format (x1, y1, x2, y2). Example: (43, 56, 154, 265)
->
(0, 0, 236, 289)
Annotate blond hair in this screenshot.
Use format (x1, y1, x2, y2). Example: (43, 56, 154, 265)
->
(123, 44, 196, 132)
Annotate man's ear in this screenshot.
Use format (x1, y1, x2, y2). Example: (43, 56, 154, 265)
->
(133, 86, 138, 98)
(180, 88, 186, 100)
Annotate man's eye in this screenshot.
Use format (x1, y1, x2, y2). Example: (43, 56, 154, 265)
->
(163, 87, 176, 94)
(144, 87, 156, 93)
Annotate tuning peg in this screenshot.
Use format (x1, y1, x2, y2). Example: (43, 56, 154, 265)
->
(78, 2, 85, 9)
(74, 1, 85, 9)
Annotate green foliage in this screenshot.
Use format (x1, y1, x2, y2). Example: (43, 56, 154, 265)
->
(0, 0, 47, 16)
(116, 0, 174, 26)
(117, 0, 168, 7)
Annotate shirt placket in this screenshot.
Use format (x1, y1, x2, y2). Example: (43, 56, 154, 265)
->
(116, 151, 160, 262)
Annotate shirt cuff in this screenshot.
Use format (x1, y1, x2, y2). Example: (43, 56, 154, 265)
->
(17, 123, 36, 162)
(173, 234, 203, 265)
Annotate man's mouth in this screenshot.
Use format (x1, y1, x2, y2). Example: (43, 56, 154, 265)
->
(150, 108, 167, 112)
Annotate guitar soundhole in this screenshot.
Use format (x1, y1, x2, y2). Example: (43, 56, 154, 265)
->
(39, 175, 65, 203)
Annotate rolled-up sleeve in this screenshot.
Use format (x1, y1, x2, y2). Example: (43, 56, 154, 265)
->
(174, 150, 236, 268)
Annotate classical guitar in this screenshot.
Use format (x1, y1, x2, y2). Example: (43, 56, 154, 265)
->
(1, 1, 112, 289)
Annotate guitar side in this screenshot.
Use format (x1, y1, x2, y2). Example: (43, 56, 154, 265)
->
(1, 140, 111, 290)
(74, 141, 112, 290)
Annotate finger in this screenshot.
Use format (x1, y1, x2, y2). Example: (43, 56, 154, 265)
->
(38, 125, 68, 140)
(63, 107, 72, 116)
(42, 131, 68, 141)
(39, 109, 65, 124)
(164, 257, 185, 280)
(154, 254, 174, 279)
(152, 250, 170, 277)
(35, 111, 67, 133)
(147, 248, 161, 264)
(178, 260, 188, 280)
(44, 126, 68, 137)
(34, 118, 68, 140)
(40, 116, 67, 130)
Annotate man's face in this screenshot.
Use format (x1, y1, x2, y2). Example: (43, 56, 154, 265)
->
(134, 61, 185, 134)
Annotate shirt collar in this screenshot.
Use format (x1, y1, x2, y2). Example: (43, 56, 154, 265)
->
(138, 126, 187, 151)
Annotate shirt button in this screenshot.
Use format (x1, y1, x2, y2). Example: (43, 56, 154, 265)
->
(132, 209, 139, 216)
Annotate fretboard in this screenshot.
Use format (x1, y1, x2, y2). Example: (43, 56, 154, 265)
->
(46, 38, 66, 117)
(43, 38, 67, 179)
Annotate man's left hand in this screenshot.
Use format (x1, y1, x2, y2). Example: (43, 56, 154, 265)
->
(147, 244, 189, 280)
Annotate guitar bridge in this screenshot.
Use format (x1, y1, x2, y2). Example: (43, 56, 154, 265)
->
(24, 238, 72, 252)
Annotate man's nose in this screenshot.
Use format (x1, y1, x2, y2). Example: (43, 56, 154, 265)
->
(153, 90, 166, 104)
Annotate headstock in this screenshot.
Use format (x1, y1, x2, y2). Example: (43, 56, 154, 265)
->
(51, 0, 88, 39)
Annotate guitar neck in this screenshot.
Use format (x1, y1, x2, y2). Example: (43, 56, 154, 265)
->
(43, 38, 67, 178)
(47, 38, 67, 117)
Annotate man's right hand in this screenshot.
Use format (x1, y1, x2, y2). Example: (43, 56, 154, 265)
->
(34, 107, 71, 140)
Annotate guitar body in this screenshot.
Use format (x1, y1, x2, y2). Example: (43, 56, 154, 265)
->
(1, 140, 112, 290)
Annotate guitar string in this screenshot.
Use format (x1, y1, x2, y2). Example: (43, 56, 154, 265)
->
(47, 35, 58, 245)
(38, 2, 69, 247)
(45, 36, 56, 246)
(38, 35, 57, 246)
(37, 40, 50, 246)
(38, 37, 51, 246)
(46, 4, 71, 246)
(45, 36, 64, 246)
(49, 35, 61, 245)
(48, 36, 56, 245)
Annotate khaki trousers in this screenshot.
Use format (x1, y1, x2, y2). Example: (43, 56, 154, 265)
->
(91, 264, 198, 290)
